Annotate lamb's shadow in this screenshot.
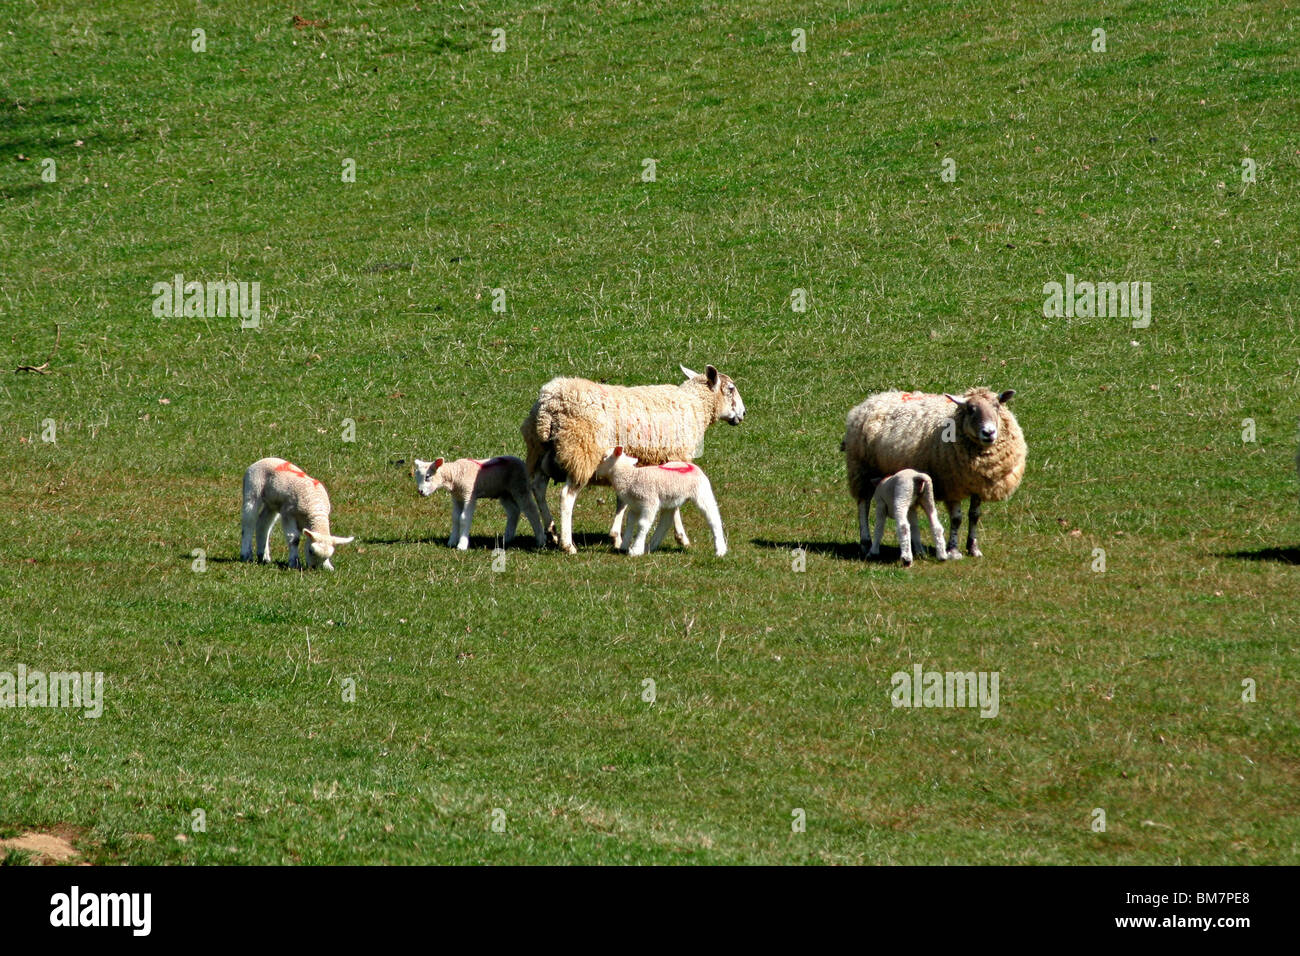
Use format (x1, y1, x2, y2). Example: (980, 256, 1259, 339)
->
(1218, 546, 1300, 565)
(751, 538, 869, 562)
(365, 534, 550, 550)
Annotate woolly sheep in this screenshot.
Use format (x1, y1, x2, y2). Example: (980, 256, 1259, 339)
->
(593, 447, 727, 556)
(240, 457, 354, 570)
(843, 388, 1026, 558)
(414, 455, 544, 550)
(869, 469, 948, 566)
(522, 364, 745, 553)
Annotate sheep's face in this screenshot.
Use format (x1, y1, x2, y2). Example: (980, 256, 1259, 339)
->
(682, 364, 745, 425)
(946, 389, 1015, 447)
(301, 529, 354, 571)
(413, 458, 446, 497)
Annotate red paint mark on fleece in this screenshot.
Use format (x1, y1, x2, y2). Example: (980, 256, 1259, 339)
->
(471, 457, 507, 469)
(275, 461, 321, 486)
(658, 463, 696, 474)
(900, 391, 928, 402)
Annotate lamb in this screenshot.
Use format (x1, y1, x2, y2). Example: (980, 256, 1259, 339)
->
(522, 364, 745, 553)
(593, 447, 727, 556)
(413, 455, 545, 550)
(868, 469, 948, 566)
(843, 388, 1026, 559)
(240, 457, 354, 570)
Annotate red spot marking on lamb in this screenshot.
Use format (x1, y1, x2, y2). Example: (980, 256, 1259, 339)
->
(274, 461, 320, 486)
(658, 463, 695, 473)
(471, 457, 507, 469)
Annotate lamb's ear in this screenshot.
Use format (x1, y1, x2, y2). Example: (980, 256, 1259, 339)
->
(680, 364, 699, 380)
(612, 446, 623, 457)
(705, 365, 720, 389)
(331, 535, 355, 546)
(433, 457, 444, 470)
(301, 528, 317, 541)
(998, 389, 1016, 404)
(944, 393, 966, 405)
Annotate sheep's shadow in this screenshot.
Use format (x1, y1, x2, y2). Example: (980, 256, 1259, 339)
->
(365, 534, 549, 550)
(1218, 546, 1300, 565)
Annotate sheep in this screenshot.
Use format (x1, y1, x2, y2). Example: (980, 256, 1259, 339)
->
(843, 388, 1025, 559)
(521, 364, 745, 553)
(413, 456, 545, 550)
(868, 469, 948, 566)
(593, 447, 727, 556)
(240, 457, 354, 570)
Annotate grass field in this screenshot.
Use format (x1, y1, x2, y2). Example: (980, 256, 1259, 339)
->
(1, 0, 1297, 864)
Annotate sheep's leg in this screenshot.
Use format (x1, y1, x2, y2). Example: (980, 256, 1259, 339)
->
(609, 495, 628, 550)
(502, 497, 520, 545)
(558, 481, 581, 554)
(457, 497, 477, 551)
(908, 505, 925, 560)
(946, 502, 964, 560)
(672, 508, 691, 548)
(255, 505, 276, 564)
(240, 497, 260, 561)
(283, 512, 301, 569)
(920, 487, 947, 560)
(646, 510, 675, 555)
(859, 498, 874, 556)
(447, 500, 463, 548)
(627, 504, 655, 556)
(966, 494, 983, 557)
(530, 472, 556, 545)
(693, 485, 727, 557)
(870, 500, 885, 558)
(518, 490, 546, 547)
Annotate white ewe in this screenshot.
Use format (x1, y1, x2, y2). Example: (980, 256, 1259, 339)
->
(522, 364, 745, 553)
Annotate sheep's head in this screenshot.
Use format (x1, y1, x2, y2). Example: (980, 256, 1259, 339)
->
(300, 528, 354, 571)
(681, 364, 745, 425)
(595, 446, 639, 479)
(413, 458, 447, 496)
(944, 388, 1016, 447)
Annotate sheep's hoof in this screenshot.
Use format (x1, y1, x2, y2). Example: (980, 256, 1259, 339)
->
(901, 559, 913, 568)
(946, 549, 963, 560)
(968, 546, 983, 558)
(610, 535, 622, 550)
(676, 534, 691, 548)
(563, 543, 578, 555)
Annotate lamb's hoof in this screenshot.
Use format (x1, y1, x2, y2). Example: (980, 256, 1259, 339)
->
(676, 535, 692, 548)
(968, 547, 983, 558)
(456, 542, 469, 552)
(563, 543, 578, 555)
(610, 536, 623, 550)
(901, 559, 913, 568)
(946, 549, 963, 560)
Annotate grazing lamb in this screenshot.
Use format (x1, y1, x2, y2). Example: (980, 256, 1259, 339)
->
(593, 447, 727, 556)
(414, 456, 545, 550)
(522, 364, 745, 553)
(869, 469, 948, 566)
(240, 458, 354, 570)
(844, 388, 1026, 559)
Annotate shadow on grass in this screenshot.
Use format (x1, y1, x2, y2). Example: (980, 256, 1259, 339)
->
(751, 538, 867, 562)
(1218, 546, 1300, 565)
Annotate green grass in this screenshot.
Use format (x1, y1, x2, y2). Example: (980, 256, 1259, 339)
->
(0, 0, 1297, 864)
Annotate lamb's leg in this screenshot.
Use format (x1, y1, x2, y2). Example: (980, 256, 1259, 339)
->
(502, 497, 520, 545)
(859, 498, 873, 556)
(870, 499, 885, 558)
(558, 481, 581, 554)
(457, 497, 477, 551)
(627, 502, 655, 556)
(609, 495, 628, 550)
(448, 500, 463, 548)
(908, 504, 925, 560)
(530, 472, 556, 545)
(283, 512, 301, 569)
(518, 490, 546, 547)
(672, 508, 691, 548)
(255, 506, 276, 563)
(946, 502, 964, 560)
(920, 482, 947, 560)
(693, 485, 727, 557)
(240, 496, 258, 561)
(646, 510, 675, 555)
(966, 493, 983, 557)
(896, 508, 913, 567)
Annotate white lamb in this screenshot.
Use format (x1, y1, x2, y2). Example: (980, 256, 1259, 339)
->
(240, 457, 354, 570)
(869, 469, 948, 567)
(592, 447, 727, 556)
(414, 456, 545, 550)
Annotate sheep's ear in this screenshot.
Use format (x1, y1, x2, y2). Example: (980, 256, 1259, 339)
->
(705, 365, 719, 389)
(680, 364, 699, 380)
(332, 535, 354, 546)
(944, 393, 965, 405)
(433, 457, 444, 470)
(998, 389, 1016, 404)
